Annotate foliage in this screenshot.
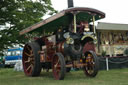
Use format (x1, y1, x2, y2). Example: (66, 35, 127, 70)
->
(124, 48, 128, 56)
(101, 50, 106, 57)
(0, 0, 57, 55)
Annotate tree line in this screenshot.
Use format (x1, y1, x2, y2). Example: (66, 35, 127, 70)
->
(0, 0, 57, 56)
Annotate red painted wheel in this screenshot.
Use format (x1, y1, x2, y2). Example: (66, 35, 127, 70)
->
(83, 51, 99, 77)
(22, 42, 41, 76)
(52, 53, 66, 80)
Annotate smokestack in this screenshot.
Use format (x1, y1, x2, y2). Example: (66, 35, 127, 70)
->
(67, 0, 74, 8)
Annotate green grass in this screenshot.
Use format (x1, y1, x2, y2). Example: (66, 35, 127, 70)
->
(0, 68, 128, 85)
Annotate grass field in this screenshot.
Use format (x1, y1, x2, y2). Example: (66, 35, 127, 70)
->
(0, 68, 128, 85)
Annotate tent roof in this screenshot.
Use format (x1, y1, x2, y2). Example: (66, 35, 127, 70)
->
(97, 22, 128, 31)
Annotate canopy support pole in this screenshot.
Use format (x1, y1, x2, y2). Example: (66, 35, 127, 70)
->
(73, 14, 77, 33)
(93, 16, 96, 34)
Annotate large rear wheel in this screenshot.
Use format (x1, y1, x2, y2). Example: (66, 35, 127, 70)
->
(22, 42, 41, 76)
(83, 51, 99, 77)
(52, 52, 66, 80)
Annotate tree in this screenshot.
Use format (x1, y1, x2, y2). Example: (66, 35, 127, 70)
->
(0, 0, 57, 55)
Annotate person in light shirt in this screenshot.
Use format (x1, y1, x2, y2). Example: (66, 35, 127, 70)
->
(77, 21, 90, 33)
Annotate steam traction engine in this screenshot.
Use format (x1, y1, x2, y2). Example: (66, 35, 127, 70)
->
(20, 7, 105, 80)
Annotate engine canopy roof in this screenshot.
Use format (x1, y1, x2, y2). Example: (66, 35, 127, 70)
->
(19, 7, 105, 35)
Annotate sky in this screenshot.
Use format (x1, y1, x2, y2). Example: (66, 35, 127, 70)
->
(51, 0, 128, 24)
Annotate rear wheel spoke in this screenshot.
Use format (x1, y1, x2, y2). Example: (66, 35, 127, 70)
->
(26, 45, 31, 51)
(24, 52, 34, 57)
(24, 59, 30, 63)
(26, 64, 33, 71)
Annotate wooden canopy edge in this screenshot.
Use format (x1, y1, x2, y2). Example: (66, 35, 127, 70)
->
(65, 7, 105, 18)
(19, 11, 65, 35)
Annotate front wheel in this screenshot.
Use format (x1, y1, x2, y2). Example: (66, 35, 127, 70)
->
(52, 52, 66, 80)
(83, 51, 99, 77)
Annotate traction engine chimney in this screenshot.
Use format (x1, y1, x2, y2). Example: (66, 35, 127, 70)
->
(67, 0, 74, 8)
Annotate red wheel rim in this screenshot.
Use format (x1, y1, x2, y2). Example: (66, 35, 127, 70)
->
(52, 55, 61, 80)
(22, 44, 35, 76)
(84, 53, 95, 75)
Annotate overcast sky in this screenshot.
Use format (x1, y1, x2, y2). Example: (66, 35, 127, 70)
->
(51, 0, 128, 24)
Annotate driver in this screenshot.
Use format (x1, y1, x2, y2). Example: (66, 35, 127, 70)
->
(77, 21, 90, 33)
